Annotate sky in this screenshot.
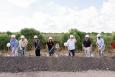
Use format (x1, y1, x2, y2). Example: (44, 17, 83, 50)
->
(0, 0, 115, 33)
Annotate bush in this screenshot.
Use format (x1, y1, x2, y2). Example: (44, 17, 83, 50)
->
(20, 28, 45, 50)
(104, 35, 112, 51)
(0, 28, 113, 53)
(70, 29, 85, 50)
(112, 33, 115, 42)
(60, 33, 69, 47)
(61, 29, 85, 51)
(0, 34, 9, 51)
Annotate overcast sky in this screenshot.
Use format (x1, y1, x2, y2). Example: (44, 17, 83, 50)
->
(0, 0, 115, 33)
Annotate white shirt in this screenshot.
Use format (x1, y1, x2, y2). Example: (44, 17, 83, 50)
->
(19, 38, 28, 47)
(96, 38, 105, 49)
(67, 38, 76, 50)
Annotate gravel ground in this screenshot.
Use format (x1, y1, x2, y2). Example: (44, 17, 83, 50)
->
(0, 71, 115, 77)
(0, 56, 115, 72)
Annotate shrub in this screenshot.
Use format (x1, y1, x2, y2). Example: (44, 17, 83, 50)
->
(0, 34, 9, 51)
(20, 28, 45, 50)
(61, 29, 85, 51)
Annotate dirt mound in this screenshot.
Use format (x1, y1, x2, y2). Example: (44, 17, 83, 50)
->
(0, 56, 115, 72)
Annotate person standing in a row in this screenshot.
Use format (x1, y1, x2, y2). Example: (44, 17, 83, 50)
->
(82, 35, 92, 57)
(33, 35, 41, 56)
(10, 35, 19, 56)
(47, 37, 55, 56)
(96, 34, 105, 57)
(19, 35, 28, 56)
(66, 35, 77, 56)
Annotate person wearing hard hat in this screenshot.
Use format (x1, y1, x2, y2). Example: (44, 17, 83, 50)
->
(33, 35, 41, 56)
(10, 34, 19, 56)
(46, 37, 55, 56)
(66, 35, 77, 56)
(18, 35, 28, 56)
(96, 34, 105, 57)
(82, 34, 92, 57)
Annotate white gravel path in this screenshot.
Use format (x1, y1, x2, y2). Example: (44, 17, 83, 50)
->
(0, 71, 115, 77)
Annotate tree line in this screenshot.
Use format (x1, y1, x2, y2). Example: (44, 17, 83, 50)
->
(0, 28, 115, 53)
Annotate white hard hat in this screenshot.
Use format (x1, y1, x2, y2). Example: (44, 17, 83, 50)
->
(11, 35, 16, 38)
(97, 34, 101, 37)
(64, 42, 67, 46)
(6, 43, 11, 47)
(34, 35, 38, 38)
(20, 35, 25, 38)
(85, 34, 89, 37)
(70, 35, 74, 38)
(49, 37, 53, 39)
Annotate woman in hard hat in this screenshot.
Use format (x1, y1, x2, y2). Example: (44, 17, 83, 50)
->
(47, 37, 55, 56)
(33, 35, 41, 56)
(82, 34, 92, 57)
(66, 35, 77, 56)
(10, 35, 19, 56)
(19, 35, 28, 56)
(96, 34, 105, 57)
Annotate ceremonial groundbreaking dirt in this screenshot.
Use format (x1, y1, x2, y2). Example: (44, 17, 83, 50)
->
(0, 56, 115, 72)
(1, 56, 115, 77)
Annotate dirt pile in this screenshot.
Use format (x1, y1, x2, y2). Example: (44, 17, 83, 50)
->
(0, 56, 115, 72)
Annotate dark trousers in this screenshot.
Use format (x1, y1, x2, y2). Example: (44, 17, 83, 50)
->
(22, 47, 25, 55)
(69, 50, 75, 56)
(35, 49, 40, 56)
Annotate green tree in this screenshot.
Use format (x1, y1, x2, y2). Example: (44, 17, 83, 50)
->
(6, 31, 12, 36)
(69, 29, 85, 51)
(0, 34, 9, 51)
(61, 29, 85, 51)
(103, 35, 112, 51)
(20, 28, 45, 50)
(61, 33, 69, 47)
(112, 33, 115, 42)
